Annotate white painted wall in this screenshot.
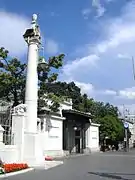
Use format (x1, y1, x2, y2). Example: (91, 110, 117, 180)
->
(23, 132, 45, 166)
(47, 119, 62, 150)
(86, 123, 100, 152)
(12, 114, 26, 161)
(38, 114, 65, 157)
(127, 122, 134, 147)
(0, 145, 19, 163)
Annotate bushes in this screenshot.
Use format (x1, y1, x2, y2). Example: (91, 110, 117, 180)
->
(3, 163, 28, 173)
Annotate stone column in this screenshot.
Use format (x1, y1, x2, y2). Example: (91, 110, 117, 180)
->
(23, 14, 41, 133)
(23, 14, 45, 166)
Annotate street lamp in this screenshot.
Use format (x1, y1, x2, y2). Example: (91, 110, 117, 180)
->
(74, 127, 77, 131)
(38, 46, 48, 69)
(38, 56, 48, 69)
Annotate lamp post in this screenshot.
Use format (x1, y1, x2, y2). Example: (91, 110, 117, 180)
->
(124, 121, 129, 152)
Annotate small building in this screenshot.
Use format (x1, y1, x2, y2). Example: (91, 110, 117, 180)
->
(38, 99, 100, 157)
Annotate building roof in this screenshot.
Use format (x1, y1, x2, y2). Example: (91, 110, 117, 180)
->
(38, 106, 51, 114)
(62, 109, 93, 118)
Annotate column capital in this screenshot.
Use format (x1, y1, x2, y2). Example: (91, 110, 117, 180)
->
(23, 28, 41, 45)
(23, 14, 41, 45)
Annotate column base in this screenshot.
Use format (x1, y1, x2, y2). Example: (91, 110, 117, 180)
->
(23, 132, 45, 166)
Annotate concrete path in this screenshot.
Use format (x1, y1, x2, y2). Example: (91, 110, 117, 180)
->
(7, 151, 135, 180)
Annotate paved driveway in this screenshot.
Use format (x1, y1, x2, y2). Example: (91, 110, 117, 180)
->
(8, 152, 135, 180)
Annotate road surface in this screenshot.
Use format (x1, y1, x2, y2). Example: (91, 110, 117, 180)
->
(8, 151, 135, 180)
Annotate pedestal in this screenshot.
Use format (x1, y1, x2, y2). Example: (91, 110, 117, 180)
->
(23, 132, 44, 166)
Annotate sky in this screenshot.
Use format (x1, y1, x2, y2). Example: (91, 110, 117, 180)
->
(1, 0, 135, 113)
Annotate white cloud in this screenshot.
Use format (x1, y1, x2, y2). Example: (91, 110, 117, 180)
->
(61, 2, 135, 81)
(50, 12, 59, 17)
(103, 90, 117, 95)
(94, 22, 135, 55)
(0, 10, 59, 57)
(44, 39, 59, 54)
(0, 10, 30, 57)
(82, 8, 91, 19)
(60, 54, 99, 80)
(82, 0, 106, 19)
(105, 0, 115, 2)
(75, 82, 117, 97)
(60, 1, 135, 106)
(74, 81, 94, 95)
(117, 53, 129, 59)
(92, 0, 106, 17)
(118, 87, 135, 100)
(63, 78, 118, 98)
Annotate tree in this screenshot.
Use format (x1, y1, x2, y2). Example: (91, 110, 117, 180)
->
(87, 101, 118, 118)
(38, 54, 65, 111)
(97, 115, 124, 142)
(91, 102, 124, 142)
(40, 81, 82, 111)
(0, 47, 26, 106)
(0, 47, 65, 108)
(43, 81, 124, 142)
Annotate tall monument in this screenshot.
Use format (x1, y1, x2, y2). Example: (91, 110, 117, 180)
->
(23, 14, 41, 133)
(22, 14, 44, 165)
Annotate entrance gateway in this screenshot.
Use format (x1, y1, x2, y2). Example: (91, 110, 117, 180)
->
(62, 109, 92, 154)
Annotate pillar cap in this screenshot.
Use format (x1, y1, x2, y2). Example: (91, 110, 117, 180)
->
(23, 14, 41, 45)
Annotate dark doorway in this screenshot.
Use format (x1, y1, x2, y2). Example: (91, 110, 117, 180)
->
(75, 138, 80, 153)
(75, 130, 80, 137)
(62, 109, 92, 154)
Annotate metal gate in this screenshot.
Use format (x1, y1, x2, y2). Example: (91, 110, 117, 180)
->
(0, 105, 13, 145)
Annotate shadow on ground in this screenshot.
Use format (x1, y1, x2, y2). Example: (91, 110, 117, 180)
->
(88, 172, 132, 180)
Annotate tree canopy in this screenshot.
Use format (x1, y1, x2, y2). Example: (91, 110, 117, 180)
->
(0, 47, 125, 142)
(0, 47, 65, 108)
(43, 81, 125, 142)
(0, 48, 26, 106)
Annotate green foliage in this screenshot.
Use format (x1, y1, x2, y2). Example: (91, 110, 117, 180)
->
(40, 81, 82, 110)
(0, 47, 65, 109)
(38, 92, 66, 112)
(38, 54, 65, 111)
(96, 115, 124, 141)
(0, 47, 26, 106)
(0, 47, 124, 142)
(43, 81, 124, 142)
(38, 54, 65, 84)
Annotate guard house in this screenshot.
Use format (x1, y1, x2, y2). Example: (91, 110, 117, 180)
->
(37, 99, 100, 157)
(62, 109, 99, 154)
(62, 109, 92, 154)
